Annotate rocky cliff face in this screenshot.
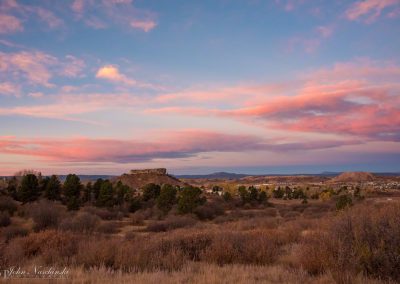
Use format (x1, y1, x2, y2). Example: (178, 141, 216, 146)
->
(129, 168, 167, 175)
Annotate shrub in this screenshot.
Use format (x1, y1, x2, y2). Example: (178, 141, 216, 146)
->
(272, 187, 284, 198)
(96, 221, 119, 234)
(83, 206, 123, 220)
(0, 225, 28, 242)
(142, 183, 161, 201)
(2, 230, 80, 266)
(177, 186, 206, 214)
(0, 211, 11, 227)
(200, 230, 281, 265)
(128, 196, 142, 213)
(59, 212, 100, 233)
(297, 203, 400, 282)
(335, 194, 352, 211)
(156, 184, 177, 213)
(222, 192, 232, 201)
(28, 200, 64, 231)
(194, 202, 224, 220)
(147, 215, 196, 232)
(0, 196, 17, 215)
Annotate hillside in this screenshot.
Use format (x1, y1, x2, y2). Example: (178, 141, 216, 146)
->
(330, 171, 376, 183)
(115, 168, 183, 189)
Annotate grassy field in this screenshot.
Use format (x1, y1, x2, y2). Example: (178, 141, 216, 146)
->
(1, 192, 399, 283)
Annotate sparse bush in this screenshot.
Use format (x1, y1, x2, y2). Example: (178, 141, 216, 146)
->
(59, 212, 100, 233)
(200, 230, 281, 265)
(222, 191, 232, 201)
(83, 206, 122, 220)
(147, 215, 196, 232)
(2, 230, 80, 266)
(96, 221, 119, 234)
(0, 225, 28, 242)
(272, 187, 284, 198)
(335, 194, 352, 211)
(194, 202, 224, 220)
(28, 200, 64, 231)
(0, 196, 17, 215)
(296, 203, 400, 282)
(0, 211, 11, 227)
(142, 183, 161, 201)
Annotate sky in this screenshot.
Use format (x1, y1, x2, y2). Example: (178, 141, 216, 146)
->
(0, 0, 399, 175)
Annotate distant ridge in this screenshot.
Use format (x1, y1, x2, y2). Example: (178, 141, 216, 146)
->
(177, 172, 249, 179)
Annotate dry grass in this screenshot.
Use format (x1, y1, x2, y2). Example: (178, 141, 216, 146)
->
(294, 202, 400, 283)
(5, 263, 385, 284)
(0, 198, 398, 283)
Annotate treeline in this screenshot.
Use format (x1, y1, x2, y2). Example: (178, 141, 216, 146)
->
(3, 173, 208, 215)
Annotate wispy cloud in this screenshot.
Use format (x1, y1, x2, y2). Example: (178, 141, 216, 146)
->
(346, 0, 400, 23)
(0, 50, 86, 89)
(130, 19, 157, 32)
(0, 130, 362, 164)
(0, 13, 23, 34)
(147, 59, 400, 142)
(70, 0, 157, 32)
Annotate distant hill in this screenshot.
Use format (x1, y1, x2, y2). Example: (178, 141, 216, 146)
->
(330, 172, 376, 183)
(177, 172, 249, 179)
(115, 168, 183, 189)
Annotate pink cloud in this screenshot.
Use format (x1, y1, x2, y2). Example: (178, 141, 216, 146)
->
(0, 130, 362, 164)
(0, 82, 20, 96)
(346, 0, 400, 22)
(0, 93, 146, 123)
(147, 59, 400, 142)
(0, 13, 23, 34)
(0, 51, 57, 87)
(63, 55, 85, 77)
(316, 25, 333, 38)
(0, 50, 86, 88)
(70, 0, 157, 32)
(71, 0, 86, 14)
(96, 65, 163, 89)
(130, 19, 157, 32)
(34, 7, 64, 29)
(96, 65, 136, 85)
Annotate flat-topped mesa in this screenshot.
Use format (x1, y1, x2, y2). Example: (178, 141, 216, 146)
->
(129, 168, 167, 175)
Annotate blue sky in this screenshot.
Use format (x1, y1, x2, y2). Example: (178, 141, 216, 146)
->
(0, 0, 399, 175)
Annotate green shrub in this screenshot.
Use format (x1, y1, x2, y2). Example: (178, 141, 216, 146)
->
(177, 186, 206, 214)
(142, 183, 161, 201)
(335, 194, 352, 211)
(156, 184, 177, 213)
